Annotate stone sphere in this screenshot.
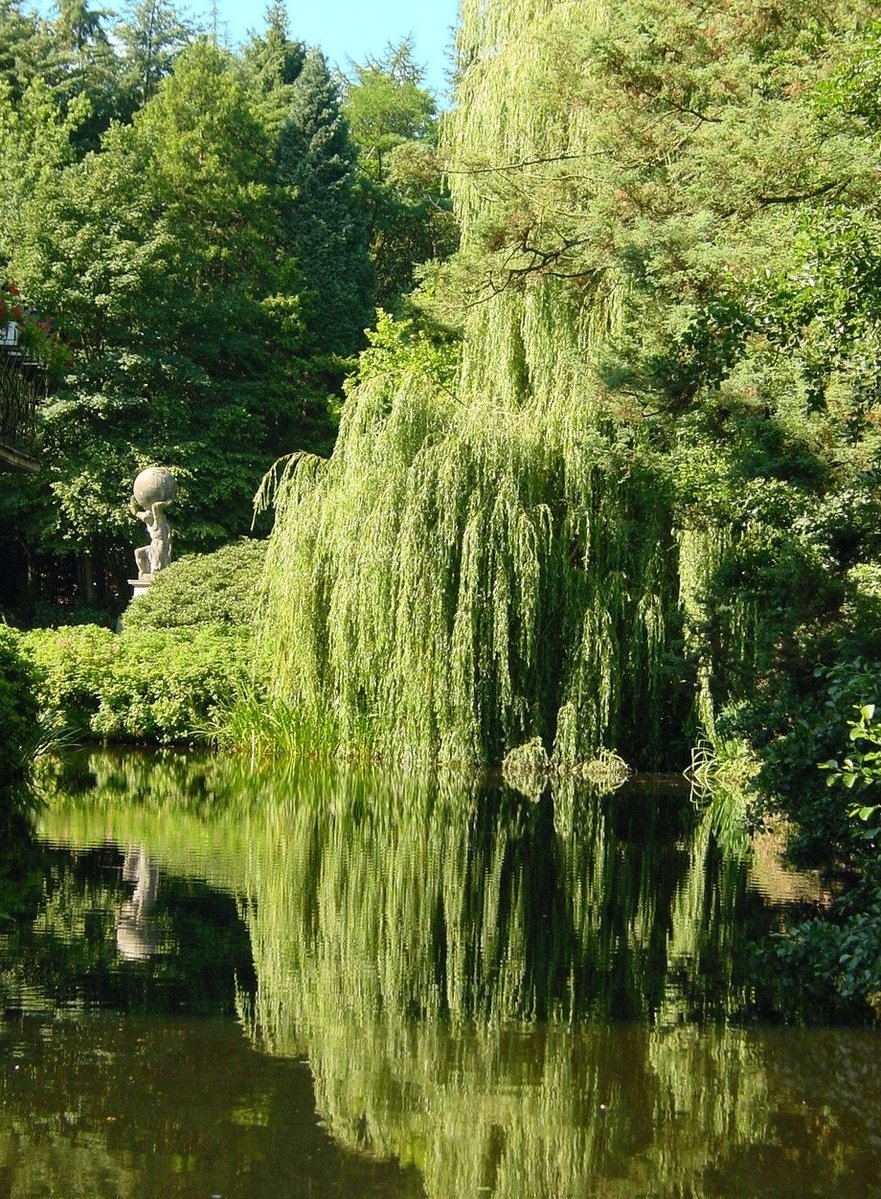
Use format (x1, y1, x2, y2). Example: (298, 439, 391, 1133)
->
(133, 466, 177, 508)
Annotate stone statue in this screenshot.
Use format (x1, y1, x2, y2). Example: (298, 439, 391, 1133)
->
(130, 466, 177, 580)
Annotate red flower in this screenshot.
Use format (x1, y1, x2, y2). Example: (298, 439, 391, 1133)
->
(12, 305, 22, 321)
(6, 283, 19, 296)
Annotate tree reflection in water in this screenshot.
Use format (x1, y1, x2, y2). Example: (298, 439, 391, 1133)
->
(12, 752, 881, 1199)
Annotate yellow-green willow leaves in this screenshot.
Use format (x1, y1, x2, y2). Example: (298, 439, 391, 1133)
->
(255, 0, 876, 769)
(259, 0, 679, 767)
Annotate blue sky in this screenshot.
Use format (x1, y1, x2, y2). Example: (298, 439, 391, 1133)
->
(201, 0, 459, 98)
(33, 1, 460, 99)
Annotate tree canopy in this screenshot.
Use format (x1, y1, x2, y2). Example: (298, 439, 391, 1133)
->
(258, 0, 881, 774)
(0, 3, 454, 615)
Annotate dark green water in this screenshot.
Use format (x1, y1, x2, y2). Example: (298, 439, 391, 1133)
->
(1, 752, 879, 1198)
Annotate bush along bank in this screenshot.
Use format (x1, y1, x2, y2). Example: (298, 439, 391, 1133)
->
(20, 623, 256, 747)
(742, 659, 881, 1023)
(11, 541, 269, 747)
(0, 626, 40, 785)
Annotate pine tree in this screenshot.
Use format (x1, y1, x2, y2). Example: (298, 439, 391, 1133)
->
(276, 48, 373, 356)
(53, 0, 119, 149)
(242, 1, 305, 132)
(113, 0, 193, 118)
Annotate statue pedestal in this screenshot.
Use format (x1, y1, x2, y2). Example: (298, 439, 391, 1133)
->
(129, 576, 153, 600)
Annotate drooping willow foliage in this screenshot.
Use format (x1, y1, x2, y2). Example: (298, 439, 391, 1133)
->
(257, 0, 728, 767)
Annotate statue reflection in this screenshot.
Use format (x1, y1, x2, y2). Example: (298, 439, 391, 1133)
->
(117, 845, 160, 961)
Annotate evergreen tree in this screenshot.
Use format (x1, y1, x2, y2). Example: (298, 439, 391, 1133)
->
(343, 38, 457, 311)
(241, 1, 305, 131)
(0, 1, 54, 105)
(113, 0, 193, 118)
(52, 0, 119, 150)
(277, 47, 373, 356)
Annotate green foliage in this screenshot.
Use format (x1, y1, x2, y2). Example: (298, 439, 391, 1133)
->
(745, 657, 881, 1023)
(22, 623, 116, 737)
(261, 0, 726, 767)
(3, 42, 290, 571)
(22, 623, 252, 744)
(240, 2, 305, 131)
(344, 39, 458, 311)
(253, 0, 881, 826)
(816, 688, 881, 870)
(751, 659, 881, 861)
(277, 47, 373, 356)
(89, 626, 252, 742)
(0, 11, 398, 613)
(820, 704, 881, 830)
(259, 306, 690, 766)
(0, 626, 39, 781)
(122, 539, 267, 631)
(113, 0, 194, 118)
(755, 861, 881, 1022)
(344, 37, 437, 155)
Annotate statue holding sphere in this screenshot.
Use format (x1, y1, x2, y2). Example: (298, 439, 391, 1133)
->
(130, 466, 177, 580)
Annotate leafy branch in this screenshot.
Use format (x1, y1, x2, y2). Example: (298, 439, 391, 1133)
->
(820, 703, 881, 835)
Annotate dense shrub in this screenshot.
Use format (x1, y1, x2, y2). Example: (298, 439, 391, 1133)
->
(742, 659, 881, 1023)
(122, 540, 268, 632)
(23, 625, 118, 737)
(747, 658, 881, 863)
(22, 624, 254, 745)
(0, 627, 39, 782)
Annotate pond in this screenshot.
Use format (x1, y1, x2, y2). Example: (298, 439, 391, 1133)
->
(1, 752, 879, 1198)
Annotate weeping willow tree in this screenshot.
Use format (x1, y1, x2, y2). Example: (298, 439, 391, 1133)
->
(257, 0, 689, 768)
(258, 0, 874, 769)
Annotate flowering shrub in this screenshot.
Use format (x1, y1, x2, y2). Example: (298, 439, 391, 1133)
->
(0, 281, 67, 375)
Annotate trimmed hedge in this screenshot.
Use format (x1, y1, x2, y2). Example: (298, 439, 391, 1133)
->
(122, 539, 267, 632)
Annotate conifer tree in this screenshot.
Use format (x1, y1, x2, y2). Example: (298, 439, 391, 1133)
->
(343, 38, 457, 310)
(53, 0, 118, 149)
(113, 0, 193, 118)
(242, 1, 305, 131)
(0, 1, 53, 104)
(277, 48, 373, 356)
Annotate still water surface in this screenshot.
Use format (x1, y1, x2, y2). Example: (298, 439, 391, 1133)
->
(1, 753, 879, 1198)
